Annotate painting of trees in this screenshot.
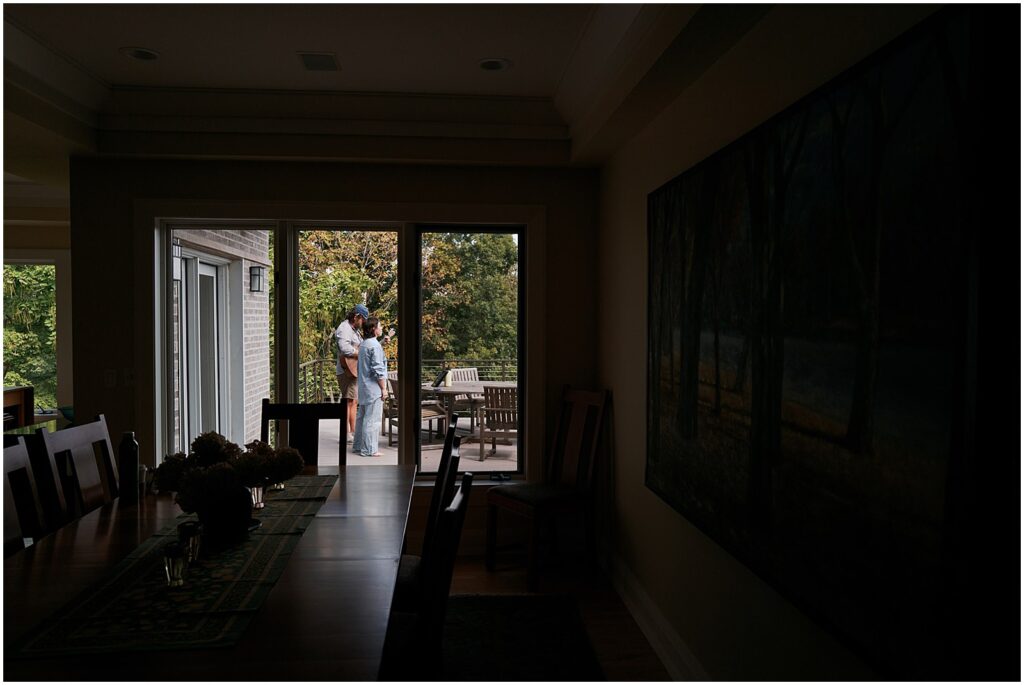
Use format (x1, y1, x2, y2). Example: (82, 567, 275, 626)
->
(646, 7, 980, 676)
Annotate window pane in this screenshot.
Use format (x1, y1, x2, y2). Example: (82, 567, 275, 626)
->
(419, 230, 520, 473)
(169, 228, 272, 452)
(3, 264, 57, 412)
(298, 228, 398, 466)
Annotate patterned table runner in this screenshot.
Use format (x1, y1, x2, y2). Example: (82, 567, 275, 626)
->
(13, 474, 338, 657)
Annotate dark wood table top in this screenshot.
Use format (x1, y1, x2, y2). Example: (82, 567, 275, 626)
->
(4, 464, 416, 681)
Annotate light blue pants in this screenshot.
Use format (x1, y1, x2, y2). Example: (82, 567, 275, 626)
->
(353, 396, 383, 456)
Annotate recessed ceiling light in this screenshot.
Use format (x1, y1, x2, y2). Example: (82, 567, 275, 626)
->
(479, 58, 512, 72)
(119, 46, 160, 61)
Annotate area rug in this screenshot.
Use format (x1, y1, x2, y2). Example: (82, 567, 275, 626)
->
(442, 594, 605, 681)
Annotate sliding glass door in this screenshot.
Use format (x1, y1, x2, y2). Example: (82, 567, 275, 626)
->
(418, 227, 523, 474)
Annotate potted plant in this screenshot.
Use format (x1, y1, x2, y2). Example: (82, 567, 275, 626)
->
(152, 432, 304, 545)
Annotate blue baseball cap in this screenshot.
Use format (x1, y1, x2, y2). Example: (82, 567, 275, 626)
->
(352, 304, 370, 319)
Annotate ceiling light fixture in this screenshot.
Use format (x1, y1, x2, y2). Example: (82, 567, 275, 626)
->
(119, 46, 160, 61)
(478, 57, 512, 72)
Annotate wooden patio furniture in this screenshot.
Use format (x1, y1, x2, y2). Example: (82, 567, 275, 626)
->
(476, 384, 518, 461)
(449, 367, 485, 429)
(485, 386, 609, 590)
(386, 378, 447, 447)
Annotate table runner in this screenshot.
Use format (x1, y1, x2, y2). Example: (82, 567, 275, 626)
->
(12, 474, 338, 657)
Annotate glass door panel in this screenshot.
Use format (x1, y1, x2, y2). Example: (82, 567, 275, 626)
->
(297, 228, 398, 466)
(419, 229, 522, 474)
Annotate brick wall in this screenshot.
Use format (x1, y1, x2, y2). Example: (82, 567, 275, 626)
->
(240, 235, 270, 442)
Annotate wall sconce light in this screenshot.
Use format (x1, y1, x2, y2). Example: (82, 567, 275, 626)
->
(250, 265, 265, 292)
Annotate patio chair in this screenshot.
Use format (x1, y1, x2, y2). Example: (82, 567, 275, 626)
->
(39, 414, 119, 520)
(485, 386, 609, 591)
(260, 398, 346, 467)
(476, 384, 518, 461)
(4, 437, 46, 556)
(449, 366, 484, 430)
(381, 370, 398, 435)
(386, 378, 447, 447)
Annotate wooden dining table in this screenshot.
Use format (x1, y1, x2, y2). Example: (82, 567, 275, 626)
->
(3, 464, 416, 681)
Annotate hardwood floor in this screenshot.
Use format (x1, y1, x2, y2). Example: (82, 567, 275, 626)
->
(450, 555, 671, 681)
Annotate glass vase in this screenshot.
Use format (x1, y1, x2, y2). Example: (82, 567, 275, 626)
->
(250, 484, 266, 510)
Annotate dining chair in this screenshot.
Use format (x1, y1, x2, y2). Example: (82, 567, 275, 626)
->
(392, 422, 461, 613)
(39, 414, 119, 520)
(485, 386, 609, 591)
(386, 378, 447, 447)
(380, 471, 474, 680)
(260, 398, 346, 467)
(4, 437, 46, 556)
(476, 384, 518, 461)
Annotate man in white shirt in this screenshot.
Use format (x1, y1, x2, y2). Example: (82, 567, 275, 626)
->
(335, 304, 369, 441)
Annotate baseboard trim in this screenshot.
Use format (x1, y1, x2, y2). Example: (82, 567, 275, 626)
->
(606, 554, 710, 681)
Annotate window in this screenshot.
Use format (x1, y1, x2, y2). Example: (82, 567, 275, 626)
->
(167, 227, 273, 454)
(3, 263, 57, 411)
(3, 250, 72, 418)
(157, 221, 525, 476)
(174, 252, 228, 447)
(296, 226, 398, 466)
(418, 227, 523, 474)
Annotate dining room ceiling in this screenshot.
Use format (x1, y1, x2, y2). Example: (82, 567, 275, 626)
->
(4, 4, 596, 97)
(4, 3, 729, 209)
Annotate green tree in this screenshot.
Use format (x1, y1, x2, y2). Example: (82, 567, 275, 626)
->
(3, 264, 58, 409)
(295, 229, 518, 376)
(421, 232, 518, 360)
(299, 230, 398, 363)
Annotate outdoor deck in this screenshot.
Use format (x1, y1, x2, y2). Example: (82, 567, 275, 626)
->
(316, 420, 517, 472)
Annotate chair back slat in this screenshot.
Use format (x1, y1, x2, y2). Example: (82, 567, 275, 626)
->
(449, 367, 479, 382)
(421, 472, 473, 638)
(422, 430, 461, 569)
(483, 386, 517, 430)
(22, 431, 67, 529)
(260, 398, 346, 467)
(548, 388, 609, 490)
(40, 415, 118, 518)
(4, 437, 45, 555)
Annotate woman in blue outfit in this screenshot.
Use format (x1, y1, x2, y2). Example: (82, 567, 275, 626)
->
(352, 316, 388, 457)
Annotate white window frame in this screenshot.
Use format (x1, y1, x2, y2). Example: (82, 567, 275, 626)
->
(178, 252, 230, 443)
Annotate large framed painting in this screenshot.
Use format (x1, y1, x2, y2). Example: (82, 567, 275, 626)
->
(646, 7, 995, 678)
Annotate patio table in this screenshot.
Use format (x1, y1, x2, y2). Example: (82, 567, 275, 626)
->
(421, 381, 517, 445)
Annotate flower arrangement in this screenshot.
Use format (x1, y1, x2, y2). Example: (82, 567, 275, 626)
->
(154, 432, 305, 515)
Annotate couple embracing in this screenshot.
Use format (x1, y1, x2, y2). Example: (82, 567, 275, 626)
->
(335, 304, 392, 458)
